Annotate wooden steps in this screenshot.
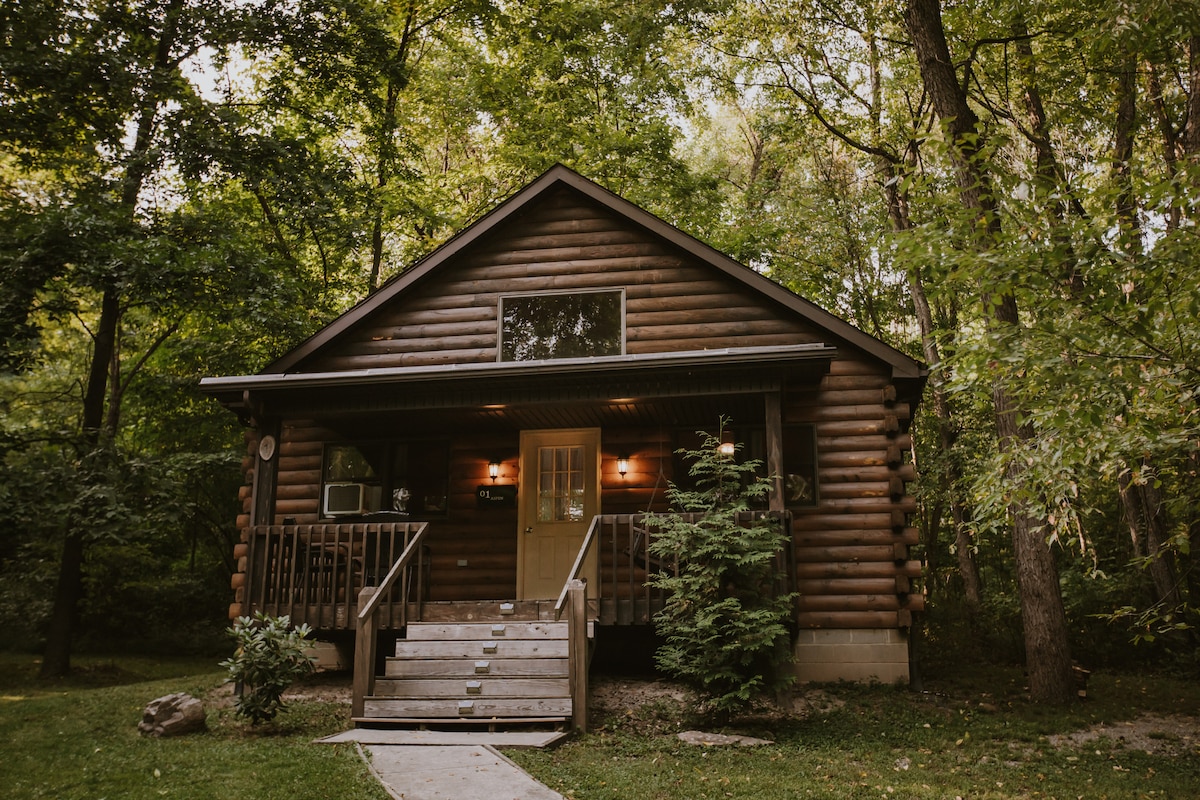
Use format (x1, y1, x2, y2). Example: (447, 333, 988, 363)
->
(357, 616, 572, 729)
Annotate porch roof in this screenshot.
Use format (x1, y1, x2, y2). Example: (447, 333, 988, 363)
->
(200, 343, 837, 421)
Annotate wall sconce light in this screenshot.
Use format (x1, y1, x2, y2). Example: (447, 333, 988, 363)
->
(718, 441, 736, 457)
(488, 460, 500, 482)
(617, 457, 629, 477)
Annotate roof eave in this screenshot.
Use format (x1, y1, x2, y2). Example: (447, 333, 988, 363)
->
(201, 343, 839, 407)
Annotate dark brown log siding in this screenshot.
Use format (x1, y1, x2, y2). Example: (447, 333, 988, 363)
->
(228, 189, 921, 627)
(299, 189, 820, 372)
(231, 359, 921, 623)
(790, 356, 923, 629)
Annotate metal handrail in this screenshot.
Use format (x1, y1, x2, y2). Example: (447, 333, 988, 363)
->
(553, 515, 602, 620)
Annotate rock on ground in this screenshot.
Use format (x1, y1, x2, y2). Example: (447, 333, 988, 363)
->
(677, 730, 774, 747)
(139, 692, 207, 737)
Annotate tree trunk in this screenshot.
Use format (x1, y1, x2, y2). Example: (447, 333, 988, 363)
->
(905, 0, 1075, 703)
(883, 169, 983, 613)
(368, 11, 417, 292)
(39, 0, 182, 678)
(39, 287, 120, 679)
(1113, 53, 1142, 253)
(1119, 464, 1182, 610)
(1144, 64, 1182, 230)
(1184, 35, 1200, 163)
(868, 11, 982, 616)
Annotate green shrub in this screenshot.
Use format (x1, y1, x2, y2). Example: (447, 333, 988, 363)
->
(220, 612, 316, 725)
(647, 419, 795, 721)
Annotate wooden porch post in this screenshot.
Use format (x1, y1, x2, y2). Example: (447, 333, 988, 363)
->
(567, 579, 588, 733)
(238, 420, 280, 620)
(352, 586, 378, 721)
(765, 392, 785, 513)
(249, 418, 279, 527)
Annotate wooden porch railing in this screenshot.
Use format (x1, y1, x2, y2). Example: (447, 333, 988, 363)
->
(586, 511, 794, 626)
(241, 522, 429, 631)
(552, 517, 601, 733)
(351, 523, 431, 719)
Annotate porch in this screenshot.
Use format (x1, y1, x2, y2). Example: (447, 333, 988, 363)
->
(237, 511, 793, 632)
(237, 511, 792, 732)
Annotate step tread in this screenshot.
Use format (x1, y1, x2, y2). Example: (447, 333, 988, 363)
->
(416, 600, 557, 622)
(373, 677, 570, 698)
(393, 639, 568, 659)
(352, 716, 570, 727)
(364, 697, 572, 718)
(405, 621, 567, 640)
(385, 657, 569, 678)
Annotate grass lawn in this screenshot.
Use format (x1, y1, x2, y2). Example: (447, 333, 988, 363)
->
(2, 652, 1197, 800)
(508, 667, 1200, 800)
(0, 653, 388, 800)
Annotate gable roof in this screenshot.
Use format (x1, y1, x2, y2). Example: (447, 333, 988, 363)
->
(261, 164, 924, 381)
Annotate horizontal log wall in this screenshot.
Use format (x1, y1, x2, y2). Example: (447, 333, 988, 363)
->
(786, 356, 923, 629)
(300, 187, 821, 373)
(225, 188, 925, 632)
(232, 388, 922, 629)
(230, 430, 257, 619)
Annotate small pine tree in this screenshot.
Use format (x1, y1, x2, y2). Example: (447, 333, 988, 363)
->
(647, 418, 795, 721)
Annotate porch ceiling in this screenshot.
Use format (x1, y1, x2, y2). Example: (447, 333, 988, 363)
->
(320, 393, 771, 436)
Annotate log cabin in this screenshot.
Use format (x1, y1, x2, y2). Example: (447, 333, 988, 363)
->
(201, 164, 927, 730)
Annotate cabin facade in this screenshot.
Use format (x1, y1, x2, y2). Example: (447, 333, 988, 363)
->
(202, 165, 926, 729)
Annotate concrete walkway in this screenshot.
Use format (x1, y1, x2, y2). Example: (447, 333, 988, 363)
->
(361, 744, 566, 800)
(318, 730, 568, 800)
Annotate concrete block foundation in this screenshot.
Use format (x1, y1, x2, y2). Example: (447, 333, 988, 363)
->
(791, 628, 909, 685)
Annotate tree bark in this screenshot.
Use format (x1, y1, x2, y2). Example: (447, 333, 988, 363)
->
(905, 0, 1075, 703)
(39, 0, 182, 678)
(368, 9, 417, 291)
(1144, 64, 1182, 230)
(1119, 465, 1182, 610)
(882, 165, 983, 613)
(866, 9, 982, 616)
(1184, 35, 1200, 163)
(1113, 53, 1142, 253)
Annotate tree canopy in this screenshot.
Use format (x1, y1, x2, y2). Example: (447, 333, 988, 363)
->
(2, 0, 1197, 687)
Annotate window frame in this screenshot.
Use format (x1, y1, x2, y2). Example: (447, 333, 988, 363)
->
(319, 439, 450, 520)
(497, 288, 626, 362)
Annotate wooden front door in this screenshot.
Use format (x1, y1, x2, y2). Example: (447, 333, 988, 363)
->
(517, 429, 600, 599)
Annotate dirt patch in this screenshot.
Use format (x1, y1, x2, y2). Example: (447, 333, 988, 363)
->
(587, 674, 841, 734)
(206, 670, 353, 710)
(1048, 714, 1200, 757)
(282, 671, 353, 705)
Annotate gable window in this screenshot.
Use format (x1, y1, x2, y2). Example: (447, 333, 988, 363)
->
(321, 440, 449, 519)
(500, 290, 624, 362)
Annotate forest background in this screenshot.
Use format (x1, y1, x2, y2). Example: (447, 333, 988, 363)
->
(2, 0, 1198, 701)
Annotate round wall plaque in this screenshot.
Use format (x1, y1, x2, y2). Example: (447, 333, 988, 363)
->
(257, 434, 277, 462)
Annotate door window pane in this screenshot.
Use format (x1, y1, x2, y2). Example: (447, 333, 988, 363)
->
(537, 445, 585, 522)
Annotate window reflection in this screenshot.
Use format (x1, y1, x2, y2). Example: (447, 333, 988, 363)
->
(537, 445, 585, 522)
(501, 291, 623, 361)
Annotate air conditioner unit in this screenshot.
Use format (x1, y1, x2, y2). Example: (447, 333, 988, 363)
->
(323, 482, 368, 517)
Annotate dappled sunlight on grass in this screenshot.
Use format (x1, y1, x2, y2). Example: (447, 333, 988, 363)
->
(0, 653, 388, 800)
